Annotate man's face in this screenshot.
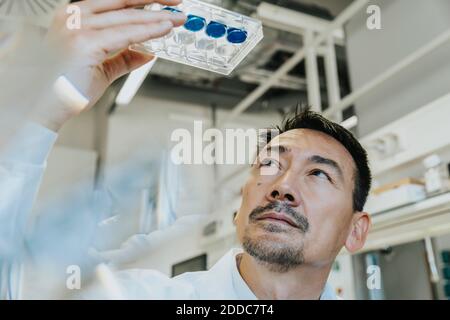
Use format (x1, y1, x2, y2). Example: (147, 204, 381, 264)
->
(235, 128, 362, 272)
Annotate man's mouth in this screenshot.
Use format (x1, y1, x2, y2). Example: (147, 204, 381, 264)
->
(256, 212, 299, 228)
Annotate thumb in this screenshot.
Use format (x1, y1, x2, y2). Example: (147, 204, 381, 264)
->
(102, 48, 155, 83)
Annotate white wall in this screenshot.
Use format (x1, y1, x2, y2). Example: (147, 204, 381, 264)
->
(360, 93, 450, 186)
(345, 0, 450, 137)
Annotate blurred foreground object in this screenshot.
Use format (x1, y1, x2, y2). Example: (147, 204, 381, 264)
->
(0, 0, 68, 28)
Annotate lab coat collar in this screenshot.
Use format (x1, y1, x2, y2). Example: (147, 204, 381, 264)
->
(220, 248, 338, 300)
(229, 248, 258, 299)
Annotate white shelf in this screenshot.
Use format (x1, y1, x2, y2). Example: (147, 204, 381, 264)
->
(360, 191, 450, 253)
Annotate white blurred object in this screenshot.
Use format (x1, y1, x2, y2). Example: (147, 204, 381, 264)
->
(138, 188, 155, 234)
(91, 214, 204, 266)
(115, 58, 157, 106)
(423, 154, 450, 195)
(94, 264, 124, 300)
(53, 75, 90, 111)
(155, 151, 178, 229)
(340, 115, 358, 130)
(0, 21, 21, 58)
(365, 184, 426, 214)
(367, 133, 402, 160)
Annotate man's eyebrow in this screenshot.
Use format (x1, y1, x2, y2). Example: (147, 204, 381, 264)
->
(265, 145, 290, 154)
(308, 155, 344, 181)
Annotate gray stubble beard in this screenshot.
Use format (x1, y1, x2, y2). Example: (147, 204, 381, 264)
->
(242, 224, 305, 273)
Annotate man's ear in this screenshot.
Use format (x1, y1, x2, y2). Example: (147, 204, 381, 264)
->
(344, 212, 371, 253)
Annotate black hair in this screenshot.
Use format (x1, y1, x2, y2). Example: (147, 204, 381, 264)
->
(265, 105, 371, 212)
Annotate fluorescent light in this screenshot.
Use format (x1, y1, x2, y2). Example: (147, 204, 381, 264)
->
(115, 57, 157, 106)
(340, 115, 358, 129)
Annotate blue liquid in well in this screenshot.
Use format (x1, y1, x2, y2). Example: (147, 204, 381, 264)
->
(184, 15, 206, 32)
(205, 21, 227, 38)
(227, 28, 247, 44)
(162, 7, 182, 13)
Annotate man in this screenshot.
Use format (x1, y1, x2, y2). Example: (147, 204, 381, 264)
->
(2, 0, 371, 299)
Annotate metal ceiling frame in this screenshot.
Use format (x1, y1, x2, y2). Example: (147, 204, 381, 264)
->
(220, 0, 450, 126)
(218, 0, 370, 127)
(323, 28, 450, 118)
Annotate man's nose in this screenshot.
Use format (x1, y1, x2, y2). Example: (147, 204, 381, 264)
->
(265, 179, 301, 207)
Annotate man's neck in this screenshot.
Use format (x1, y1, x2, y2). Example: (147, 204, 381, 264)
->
(237, 252, 332, 300)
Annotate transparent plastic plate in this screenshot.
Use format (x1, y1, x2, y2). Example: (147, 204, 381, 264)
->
(130, 0, 264, 75)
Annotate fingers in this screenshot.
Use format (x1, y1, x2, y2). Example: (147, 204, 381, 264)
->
(102, 49, 154, 82)
(83, 8, 186, 29)
(80, 0, 182, 14)
(94, 20, 174, 54)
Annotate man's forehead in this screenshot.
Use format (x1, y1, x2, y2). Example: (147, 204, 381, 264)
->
(265, 128, 355, 168)
(268, 128, 334, 147)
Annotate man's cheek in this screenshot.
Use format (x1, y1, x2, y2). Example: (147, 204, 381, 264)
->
(242, 181, 254, 201)
(310, 215, 346, 248)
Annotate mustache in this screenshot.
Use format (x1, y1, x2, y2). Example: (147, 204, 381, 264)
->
(249, 201, 309, 233)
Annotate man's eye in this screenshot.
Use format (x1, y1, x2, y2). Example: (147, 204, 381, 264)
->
(260, 159, 278, 167)
(310, 169, 331, 181)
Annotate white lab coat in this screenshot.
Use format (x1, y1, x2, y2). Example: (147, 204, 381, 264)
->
(0, 122, 57, 259)
(84, 248, 337, 299)
(0, 122, 337, 300)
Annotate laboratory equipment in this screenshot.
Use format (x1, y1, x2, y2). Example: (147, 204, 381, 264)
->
(130, 0, 264, 75)
(364, 178, 426, 214)
(423, 154, 450, 194)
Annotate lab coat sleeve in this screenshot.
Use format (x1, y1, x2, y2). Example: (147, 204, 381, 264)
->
(93, 214, 205, 265)
(0, 122, 57, 259)
(78, 268, 198, 299)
